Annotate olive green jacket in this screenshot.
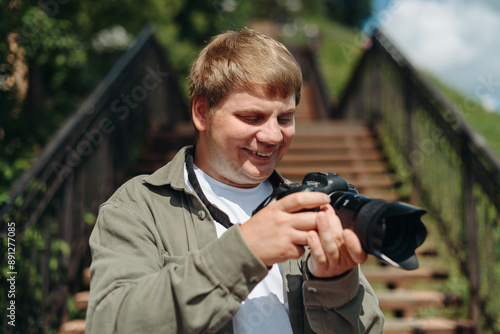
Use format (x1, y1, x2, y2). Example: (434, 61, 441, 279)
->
(86, 146, 384, 334)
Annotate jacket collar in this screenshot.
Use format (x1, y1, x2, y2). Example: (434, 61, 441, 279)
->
(142, 146, 192, 190)
(143, 145, 287, 227)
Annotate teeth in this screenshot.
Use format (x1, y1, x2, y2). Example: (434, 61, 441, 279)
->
(252, 150, 273, 157)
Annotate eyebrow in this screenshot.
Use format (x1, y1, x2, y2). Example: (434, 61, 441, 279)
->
(235, 107, 296, 114)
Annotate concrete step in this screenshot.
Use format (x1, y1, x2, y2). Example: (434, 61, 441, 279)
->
(58, 267, 90, 334)
(278, 128, 400, 201)
(290, 136, 379, 149)
(277, 164, 389, 176)
(362, 266, 448, 289)
(281, 152, 385, 162)
(294, 121, 373, 134)
(74, 291, 89, 312)
(83, 267, 90, 287)
(384, 318, 473, 334)
(278, 161, 389, 171)
(59, 319, 86, 334)
(288, 140, 380, 151)
(377, 290, 462, 318)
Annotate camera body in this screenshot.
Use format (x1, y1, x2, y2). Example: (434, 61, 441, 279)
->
(256, 172, 428, 270)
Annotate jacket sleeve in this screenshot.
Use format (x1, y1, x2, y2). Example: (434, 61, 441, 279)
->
(85, 202, 268, 334)
(302, 265, 385, 333)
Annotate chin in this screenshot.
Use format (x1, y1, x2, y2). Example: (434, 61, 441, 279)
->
(245, 170, 273, 183)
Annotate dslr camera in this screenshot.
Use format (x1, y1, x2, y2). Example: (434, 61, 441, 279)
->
(254, 172, 427, 270)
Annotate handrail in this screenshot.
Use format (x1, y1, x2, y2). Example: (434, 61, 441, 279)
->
(0, 25, 189, 333)
(337, 28, 500, 333)
(290, 45, 332, 119)
(374, 31, 500, 196)
(1, 25, 157, 219)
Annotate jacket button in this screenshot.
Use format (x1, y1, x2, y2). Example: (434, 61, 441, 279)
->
(197, 210, 206, 220)
(249, 277, 259, 284)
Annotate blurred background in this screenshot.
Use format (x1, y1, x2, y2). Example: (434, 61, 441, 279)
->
(1, 0, 373, 192)
(1, 0, 499, 195)
(2, 0, 500, 333)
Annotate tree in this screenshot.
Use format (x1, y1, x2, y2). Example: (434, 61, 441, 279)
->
(325, 0, 372, 27)
(0, 0, 229, 194)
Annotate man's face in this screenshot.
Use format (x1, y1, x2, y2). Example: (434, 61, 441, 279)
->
(193, 90, 296, 188)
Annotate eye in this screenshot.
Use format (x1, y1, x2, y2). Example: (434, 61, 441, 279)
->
(239, 116, 261, 124)
(278, 113, 295, 125)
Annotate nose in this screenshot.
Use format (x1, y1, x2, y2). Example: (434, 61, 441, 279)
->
(256, 118, 283, 144)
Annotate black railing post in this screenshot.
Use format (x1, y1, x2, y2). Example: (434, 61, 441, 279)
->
(402, 72, 418, 204)
(463, 139, 481, 334)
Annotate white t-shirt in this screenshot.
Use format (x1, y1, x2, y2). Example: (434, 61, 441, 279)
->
(185, 164, 294, 334)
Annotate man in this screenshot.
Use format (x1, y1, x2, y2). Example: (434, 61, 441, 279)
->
(86, 28, 384, 333)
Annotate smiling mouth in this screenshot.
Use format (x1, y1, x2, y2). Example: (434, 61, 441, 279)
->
(248, 149, 274, 157)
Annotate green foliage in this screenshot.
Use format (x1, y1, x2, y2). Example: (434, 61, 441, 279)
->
(1, 213, 71, 332)
(1, 0, 375, 198)
(19, 7, 86, 67)
(426, 74, 500, 158)
(83, 211, 96, 225)
(313, 16, 366, 99)
(324, 0, 372, 27)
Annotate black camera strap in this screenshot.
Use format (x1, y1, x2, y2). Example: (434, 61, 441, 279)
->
(185, 148, 286, 229)
(252, 190, 279, 215)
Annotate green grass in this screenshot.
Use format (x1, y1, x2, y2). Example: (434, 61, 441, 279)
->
(279, 16, 365, 101)
(313, 17, 366, 100)
(310, 17, 500, 159)
(425, 74, 500, 158)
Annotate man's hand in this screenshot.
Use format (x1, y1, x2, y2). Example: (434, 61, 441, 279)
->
(306, 204, 367, 277)
(240, 192, 330, 267)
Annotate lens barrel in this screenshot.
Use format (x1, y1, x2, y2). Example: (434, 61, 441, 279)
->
(330, 191, 427, 270)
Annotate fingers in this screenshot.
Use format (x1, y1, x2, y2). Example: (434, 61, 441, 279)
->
(290, 229, 312, 246)
(244, 190, 367, 269)
(241, 192, 328, 266)
(307, 206, 367, 277)
(306, 230, 323, 274)
(343, 229, 367, 263)
(277, 191, 330, 213)
(317, 206, 366, 264)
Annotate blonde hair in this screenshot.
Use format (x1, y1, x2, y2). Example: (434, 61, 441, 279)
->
(189, 28, 302, 110)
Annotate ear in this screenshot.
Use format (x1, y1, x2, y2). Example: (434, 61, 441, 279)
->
(192, 95, 209, 132)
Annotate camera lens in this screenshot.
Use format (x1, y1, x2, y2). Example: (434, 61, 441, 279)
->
(253, 172, 427, 270)
(331, 193, 427, 270)
(382, 217, 405, 252)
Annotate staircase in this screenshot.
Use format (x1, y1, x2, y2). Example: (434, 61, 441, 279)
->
(277, 120, 472, 333)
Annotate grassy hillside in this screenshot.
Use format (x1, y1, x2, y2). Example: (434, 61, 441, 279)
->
(310, 18, 500, 158)
(313, 17, 366, 100)
(427, 75, 500, 157)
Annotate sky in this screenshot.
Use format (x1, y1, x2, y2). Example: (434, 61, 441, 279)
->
(367, 0, 500, 112)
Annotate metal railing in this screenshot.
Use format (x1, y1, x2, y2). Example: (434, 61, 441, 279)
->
(337, 29, 500, 333)
(289, 44, 332, 120)
(0, 25, 189, 333)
